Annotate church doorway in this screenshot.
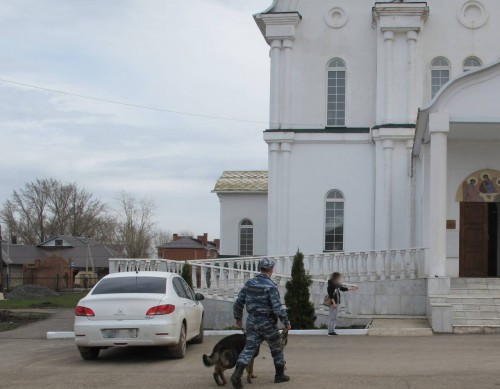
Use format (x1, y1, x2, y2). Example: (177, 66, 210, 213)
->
(457, 169, 500, 277)
(459, 202, 500, 277)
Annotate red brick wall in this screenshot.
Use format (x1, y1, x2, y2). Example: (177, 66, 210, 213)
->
(159, 248, 218, 261)
(23, 255, 72, 290)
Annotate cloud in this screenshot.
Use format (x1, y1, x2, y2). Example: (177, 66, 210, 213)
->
(0, 0, 272, 238)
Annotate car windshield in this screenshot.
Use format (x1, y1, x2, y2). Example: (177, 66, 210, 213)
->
(92, 276, 167, 295)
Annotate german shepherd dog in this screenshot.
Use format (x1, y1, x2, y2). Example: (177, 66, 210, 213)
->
(203, 329, 289, 386)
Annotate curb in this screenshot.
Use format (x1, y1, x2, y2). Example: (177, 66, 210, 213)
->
(47, 329, 367, 340)
(47, 332, 75, 340)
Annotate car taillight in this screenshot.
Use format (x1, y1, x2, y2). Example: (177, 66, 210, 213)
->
(75, 306, 95, 317)
(146, 304, 175, 316)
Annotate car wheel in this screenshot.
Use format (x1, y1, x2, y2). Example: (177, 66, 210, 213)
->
(78, 346, 100, 360)
(170, 323, 187, 359)
(191, 317, 204, 344)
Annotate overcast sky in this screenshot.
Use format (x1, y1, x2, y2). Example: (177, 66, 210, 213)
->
(0, 0, 272, 239)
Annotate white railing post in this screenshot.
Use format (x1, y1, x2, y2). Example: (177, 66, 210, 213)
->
(359, 252, 367, 281)
(409, 249, 416, 279)
(318, 281, 326, 311)
(222, 269, 229, 300)
(369, 251, 377, 281)
(200, 266, 208, 292)
(400, 250, 407, 279)
(350, 252, 357, 282)
(390, 250, 397, 280)
(380, 251, 387, 280)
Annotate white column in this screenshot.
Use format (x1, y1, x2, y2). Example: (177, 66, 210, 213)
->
(281, 39, 293, 128)
(406, 139, 415, 247)
(406, 30, 418, 123)
(383, 139, 394, 249)
(269, 39, 282, 129)
(383, 30, 394, 124)
(268, 142, 280, 255)
(429, 113, 450, 277)
(279, 142, 292, 254)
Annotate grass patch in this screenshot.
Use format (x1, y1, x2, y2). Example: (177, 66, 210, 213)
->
(0, 292, 87, 309)
(0, 311, 51, 332)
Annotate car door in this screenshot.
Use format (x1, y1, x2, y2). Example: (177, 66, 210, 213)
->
(177, 278, 200, 338)
(172, 277, 196, 337)
(172, 277, 189, 328)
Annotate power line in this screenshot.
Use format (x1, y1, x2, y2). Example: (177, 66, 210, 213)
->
(0, 77, 269, 125)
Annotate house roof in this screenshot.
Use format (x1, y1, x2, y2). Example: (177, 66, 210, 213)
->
(212, 171, 268, 193)
(2, 235, 124, 268)
(158, 237, 218, 250)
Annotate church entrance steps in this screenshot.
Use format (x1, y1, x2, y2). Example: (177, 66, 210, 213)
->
(367, 318, 432, 336)
(451, 278, 500, 295)
(453, 325, 500, 334)
(430, 278, 500, 333)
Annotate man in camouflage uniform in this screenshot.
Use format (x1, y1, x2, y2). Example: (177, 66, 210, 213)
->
(230, 258, 292, 388)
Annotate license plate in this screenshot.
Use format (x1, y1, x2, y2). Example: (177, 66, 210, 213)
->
(101, 329, 138, 339)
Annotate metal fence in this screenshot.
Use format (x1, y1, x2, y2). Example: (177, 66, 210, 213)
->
(3, 275, 102, 293)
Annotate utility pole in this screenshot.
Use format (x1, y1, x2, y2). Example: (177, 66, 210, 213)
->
(0, 226, 4, 294)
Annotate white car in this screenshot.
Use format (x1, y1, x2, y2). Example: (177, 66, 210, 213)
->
(74, 271, 204, 360)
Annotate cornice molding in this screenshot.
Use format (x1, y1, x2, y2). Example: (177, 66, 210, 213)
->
(372, 2, 429, 31)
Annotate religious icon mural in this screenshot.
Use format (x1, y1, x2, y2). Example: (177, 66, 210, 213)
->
(456, 169, 500, 202)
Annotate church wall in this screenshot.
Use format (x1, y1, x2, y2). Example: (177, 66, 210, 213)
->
(286, 0, 377, 129)
(217, 193, 268, 257)
(420, 0, 500, 105)
(271, 0, 500, 128)
(285, 141, 375, 254)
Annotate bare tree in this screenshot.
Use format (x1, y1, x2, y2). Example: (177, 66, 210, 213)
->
(177, 230, 195, 238)
(151, 228, 172, 258)
(1, 178, 113, 244)
(114, 192, 157, 258)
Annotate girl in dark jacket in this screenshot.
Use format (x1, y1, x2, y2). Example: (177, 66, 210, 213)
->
(327, 272, 358, 336)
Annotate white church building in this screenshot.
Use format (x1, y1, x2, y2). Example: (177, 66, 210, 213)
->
(212, 1, 500, 332)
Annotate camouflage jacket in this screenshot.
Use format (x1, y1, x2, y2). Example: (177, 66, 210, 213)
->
(233, 273, 289, 325)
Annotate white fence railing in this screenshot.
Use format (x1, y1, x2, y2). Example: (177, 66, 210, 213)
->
(109, 248, 425, 312)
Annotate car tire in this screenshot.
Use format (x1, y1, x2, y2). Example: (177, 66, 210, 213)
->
(170, 323, 187, 359)
(78, 346, 100, 360)
(191, 317, 204, 344)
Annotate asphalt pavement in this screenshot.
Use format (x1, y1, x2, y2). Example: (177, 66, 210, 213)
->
(1, 310, 500, 388)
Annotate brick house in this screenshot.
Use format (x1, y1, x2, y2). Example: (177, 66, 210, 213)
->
(158, 233, 219, 261)
(1, 235, 124, 290)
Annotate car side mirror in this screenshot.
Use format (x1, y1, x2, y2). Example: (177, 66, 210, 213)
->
(195, 293, 205, 301)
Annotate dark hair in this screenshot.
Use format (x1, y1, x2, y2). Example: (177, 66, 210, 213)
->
(330, 272, 341, 282)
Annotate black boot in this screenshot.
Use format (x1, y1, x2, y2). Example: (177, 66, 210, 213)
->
(274, 364, 290, 384)
(231, 362, 246, 389)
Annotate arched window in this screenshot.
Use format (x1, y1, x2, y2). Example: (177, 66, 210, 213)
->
(327, 58, 346, 127)
(463, 57, 482, 72)
(239, 219, 253, 256)
(325, 190, 345, 252)
(431, 57, 450, 98)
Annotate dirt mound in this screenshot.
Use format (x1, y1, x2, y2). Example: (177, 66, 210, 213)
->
(0, 310, 17, 322)
(6, 285, 60, 299)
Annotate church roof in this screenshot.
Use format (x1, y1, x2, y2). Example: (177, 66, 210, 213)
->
(212, 171, 268, 193)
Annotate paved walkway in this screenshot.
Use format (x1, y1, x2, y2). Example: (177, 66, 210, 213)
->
(0, 309, 73, 339)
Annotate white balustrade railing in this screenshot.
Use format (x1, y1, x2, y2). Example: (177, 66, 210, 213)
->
(188, 248, 424, 282)
(110, 248, 424, 313)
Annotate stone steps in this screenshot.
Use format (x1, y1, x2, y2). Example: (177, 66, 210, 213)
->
(453, 325, 500, 334)
(453, 310, 500, 319)
(432, 278, 500, 333)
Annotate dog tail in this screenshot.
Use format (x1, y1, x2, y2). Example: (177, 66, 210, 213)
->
(202, 353, 217, 367)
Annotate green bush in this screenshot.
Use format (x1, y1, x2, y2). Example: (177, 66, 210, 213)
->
(181, 262, 193, 289)
(284, 251, 316, 329)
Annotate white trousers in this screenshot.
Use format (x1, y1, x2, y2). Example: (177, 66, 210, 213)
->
(328, 304, 338, 333)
